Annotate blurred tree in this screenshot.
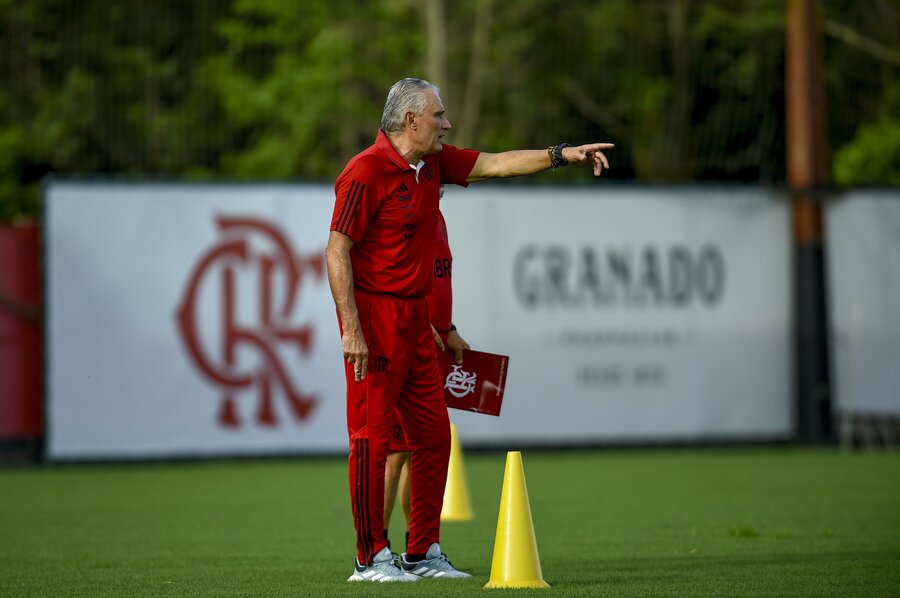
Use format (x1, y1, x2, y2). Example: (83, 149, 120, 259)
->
(1, 0, 898, 222)
(204, 0, 424, 178)
(421, 0, 494, 149)
(0, 0, 229, 220)
(832, 81, 900, 186)
(522, 0, 786, 181)
(823, 1, 900, 185)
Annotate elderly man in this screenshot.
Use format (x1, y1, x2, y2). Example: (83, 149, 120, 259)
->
(326, 77, 612, 583)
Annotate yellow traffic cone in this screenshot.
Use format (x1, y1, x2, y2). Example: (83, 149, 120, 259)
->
(485, 451, 550, 589)
(441, 423, 474, 521)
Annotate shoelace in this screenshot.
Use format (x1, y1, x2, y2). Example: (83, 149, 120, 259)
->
(403, 551, 457, 570)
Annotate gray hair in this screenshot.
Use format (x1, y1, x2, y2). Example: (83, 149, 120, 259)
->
(380, 78, 440, 133)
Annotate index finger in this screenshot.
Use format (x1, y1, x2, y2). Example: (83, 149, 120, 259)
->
(355, 356, 368, 381)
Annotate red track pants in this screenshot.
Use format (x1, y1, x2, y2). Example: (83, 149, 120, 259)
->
(341, 290, 451, 565)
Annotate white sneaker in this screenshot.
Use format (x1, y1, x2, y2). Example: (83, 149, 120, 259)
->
(347, 546, 419, 582)
(400, 542, 472, 579)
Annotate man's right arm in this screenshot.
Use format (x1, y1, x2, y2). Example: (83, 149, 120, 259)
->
(466, 143, 613, 181)
(325, 230, 368, 381)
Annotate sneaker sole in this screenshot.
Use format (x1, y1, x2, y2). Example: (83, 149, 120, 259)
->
(347, 572, 418, 583)
(402, 566, 472, 579)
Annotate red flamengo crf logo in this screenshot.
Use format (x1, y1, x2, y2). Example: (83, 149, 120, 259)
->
(176, 215, 323, 428)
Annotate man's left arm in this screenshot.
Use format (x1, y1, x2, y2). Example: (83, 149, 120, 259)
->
(466, 143, 614, 182)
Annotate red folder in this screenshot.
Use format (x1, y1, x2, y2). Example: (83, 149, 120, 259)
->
(439, 349, 509, 416)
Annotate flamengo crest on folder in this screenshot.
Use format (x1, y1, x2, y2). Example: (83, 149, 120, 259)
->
(440, 349, 509, 416)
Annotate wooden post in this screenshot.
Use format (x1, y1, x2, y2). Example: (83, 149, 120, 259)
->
(786, 0, 832, 443)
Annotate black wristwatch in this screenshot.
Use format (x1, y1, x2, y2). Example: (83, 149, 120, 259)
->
(549, 143, 572, 169)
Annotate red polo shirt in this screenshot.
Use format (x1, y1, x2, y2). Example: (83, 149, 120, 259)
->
(331, 130, 478, 298)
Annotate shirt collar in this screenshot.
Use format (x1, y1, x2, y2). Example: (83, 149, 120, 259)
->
(410, 160, 426, 183)
(375, 129, 419, 173)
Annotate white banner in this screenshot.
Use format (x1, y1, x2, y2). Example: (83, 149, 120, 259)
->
(46, 183, 345, 458)
(46, 182, 792, 459)
(441, 186, 792, 444)
(827, 191, 900, 416)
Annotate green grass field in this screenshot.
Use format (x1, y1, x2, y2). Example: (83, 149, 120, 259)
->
(1, 448, 898, 597)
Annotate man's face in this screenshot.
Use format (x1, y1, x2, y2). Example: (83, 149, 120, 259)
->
(412, 90, 451, 155)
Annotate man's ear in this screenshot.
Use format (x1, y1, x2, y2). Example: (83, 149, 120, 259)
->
(405, 111, 417, 131)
